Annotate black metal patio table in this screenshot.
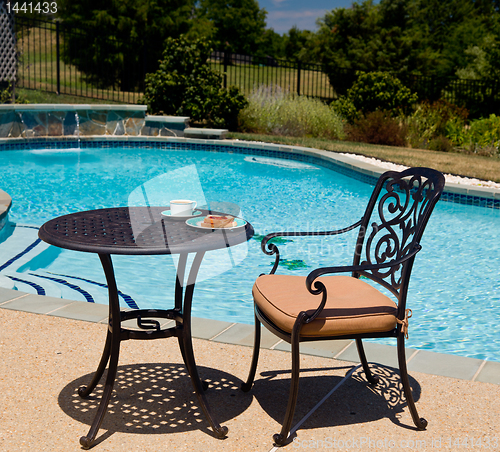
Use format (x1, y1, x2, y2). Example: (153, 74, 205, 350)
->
(38, 206, 254, 449)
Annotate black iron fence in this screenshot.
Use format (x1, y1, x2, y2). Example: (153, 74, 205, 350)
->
(211, 51, 335, 101)
(14, 17, 144, 103)
(10, 18, 500, 118)
(403, 73, 500, 119)
(323, 68, 500, 118)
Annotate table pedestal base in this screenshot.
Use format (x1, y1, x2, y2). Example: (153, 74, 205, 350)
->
(78, 253, 227, 449)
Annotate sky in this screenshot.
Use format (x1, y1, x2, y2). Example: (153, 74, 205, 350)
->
(258, 0, 356, 34)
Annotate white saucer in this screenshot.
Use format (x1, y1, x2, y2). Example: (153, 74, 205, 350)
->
(161, 210, 203, 220)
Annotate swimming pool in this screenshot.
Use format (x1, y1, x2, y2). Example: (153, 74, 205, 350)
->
(0, 142, 499, 362)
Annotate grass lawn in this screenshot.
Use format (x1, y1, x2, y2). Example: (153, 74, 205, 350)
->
(229, 133, 500, 184)
(15, 88, 126, 105)
(16, 25, 141, 104)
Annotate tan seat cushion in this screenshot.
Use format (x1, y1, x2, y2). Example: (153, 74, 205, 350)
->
(253, 274, 398, 337)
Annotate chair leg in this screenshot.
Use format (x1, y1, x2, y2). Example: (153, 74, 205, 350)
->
(241, 313, 261, 392)
(356, 338, 379, 385)
(273, 313, 306, 446)
(397, 335, 427, 430)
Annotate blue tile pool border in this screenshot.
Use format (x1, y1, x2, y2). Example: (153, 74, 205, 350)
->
(1, 136, 499, 210)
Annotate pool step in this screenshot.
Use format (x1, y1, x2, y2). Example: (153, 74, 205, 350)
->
(0, 224, 62, 298)
(142, 115, 190, 137)
(29, 270, 111, 305)
(4, 271, 62, 298)
(0, 274, 15, 290)
(183, 128, 228, 139)
(0, 224, 51, 273)
(0, 224, 140, 308)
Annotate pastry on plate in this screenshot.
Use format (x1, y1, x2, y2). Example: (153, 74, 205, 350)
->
(201, 215, 236, 228)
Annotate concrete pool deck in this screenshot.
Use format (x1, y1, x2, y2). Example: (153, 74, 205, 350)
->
(1, 288, 499, 451)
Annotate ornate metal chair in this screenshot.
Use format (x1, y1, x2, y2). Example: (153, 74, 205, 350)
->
(242, 167, 445, 445)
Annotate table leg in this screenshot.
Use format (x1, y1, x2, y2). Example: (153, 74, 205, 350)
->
(175, 253, 189, 366)
(176, 251, 228, 438)
(79, 254, 122, 449)
(78, 329, 111, 398)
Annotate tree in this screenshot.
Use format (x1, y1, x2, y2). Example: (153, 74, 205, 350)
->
(259, 28, 286, 59)
(282, 26, 315, 62)
(196, 0, 267, 55)
(58, 0, 196, 90)
(57, 0, 274, 90)
(315, 0, 416, 94)
(404, 0, 492, 78)
(455, 9, 500, 80)
(316, 0, 500, 83)
(316, 0, 410, 72)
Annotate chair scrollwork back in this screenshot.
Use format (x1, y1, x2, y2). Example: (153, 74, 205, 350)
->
(354, 168, 445, 300)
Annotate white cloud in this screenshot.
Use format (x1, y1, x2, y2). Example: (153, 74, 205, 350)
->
(268, 9, 328, 19)
(267, 9, 329, 33)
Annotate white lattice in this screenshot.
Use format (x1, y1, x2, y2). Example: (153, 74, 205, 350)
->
(0, 5, 16, 82)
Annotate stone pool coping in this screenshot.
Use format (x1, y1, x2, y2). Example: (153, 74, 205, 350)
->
(0, 288, 498, 385)
(0, 189, 11, 223)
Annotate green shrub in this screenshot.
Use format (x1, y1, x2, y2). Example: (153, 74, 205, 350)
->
(0, 84, 11, 104)
(238, 85, 345, 139)
(331, 96, 359, 123)
(1, 82, 28, 104)
(462, 114, 500, 156)
(405, 100, 468, 149)
(346, 110, 407, 147)
(208, 86, 249, 131)
(428, 135, 454, 153)
(443, 116, 468, 148)
(140, 36, 247, 130)
(334, 71, 417, 122)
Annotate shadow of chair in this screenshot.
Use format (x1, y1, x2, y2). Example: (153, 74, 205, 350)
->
(252, 363, 423, 434)
(241, 167, 445, 446)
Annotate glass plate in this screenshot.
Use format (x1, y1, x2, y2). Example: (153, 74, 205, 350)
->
(185, 217, 247, 230)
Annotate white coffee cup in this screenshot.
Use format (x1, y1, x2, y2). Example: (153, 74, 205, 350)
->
(170, 199, 197, 216)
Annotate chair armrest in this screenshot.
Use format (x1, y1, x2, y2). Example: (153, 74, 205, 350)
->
(261, 218, 363, 275)
(306, 244, 422, 294)
(303, 244, 422, 323)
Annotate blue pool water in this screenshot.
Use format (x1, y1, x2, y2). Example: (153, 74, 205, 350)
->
(0, 145, 499, 361)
